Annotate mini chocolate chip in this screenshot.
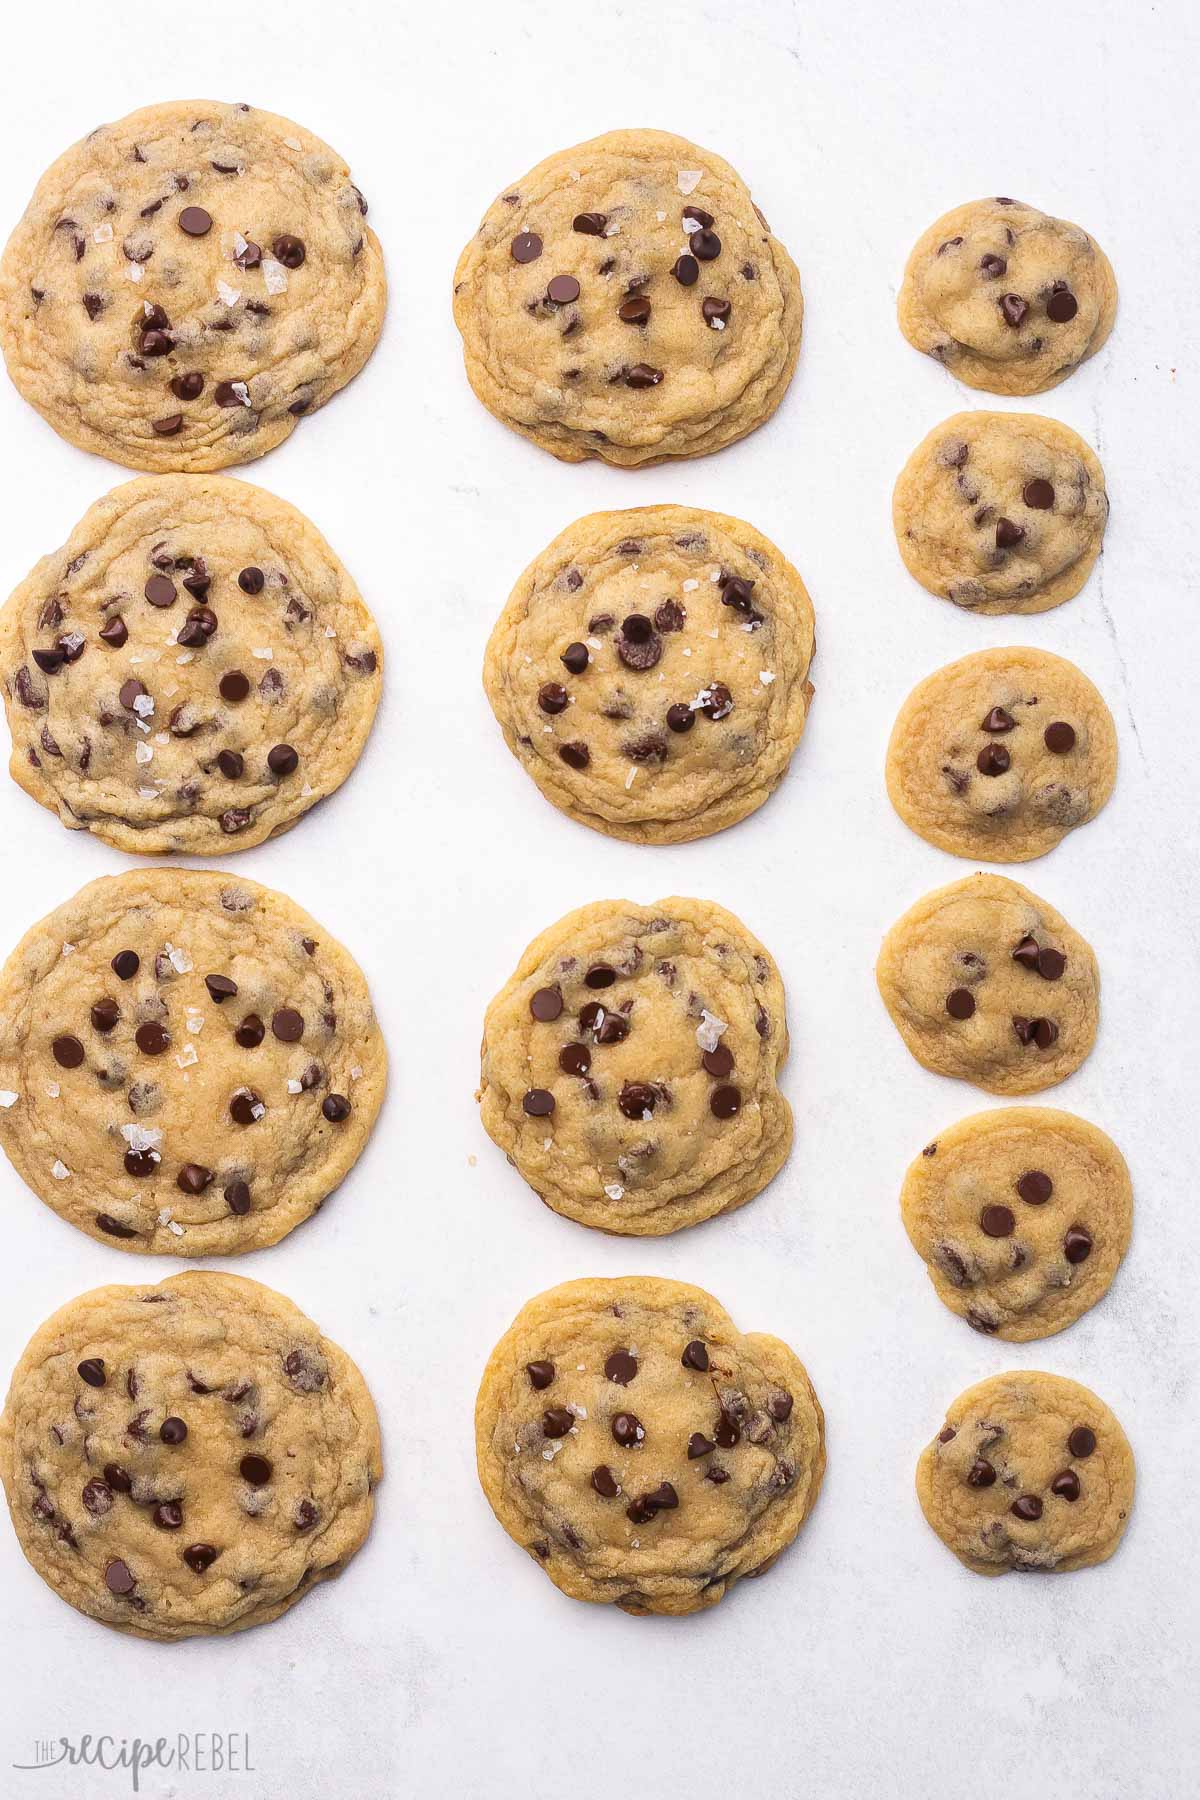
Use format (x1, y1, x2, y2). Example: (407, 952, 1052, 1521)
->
(103, 1463, 133, 1494)
(1012, 1016, 1059, 1049)
(591, 1464, 619, 1497)
(561, 642, 589, 674)
(1068, 1426, 1096, 1458)
(97, 1214, 139, 1238)
(52, 1035, 85, 1069)
(522, 1088, 554, 1117)
(977, 743, 1011, 776)
(1044, 721, 1076, 753)
(673, 253, 699, 286)
(1047, 288, 1078, 323)
(666, 703, 695, 733)
(135, 1022, 169, 1056)
(611, 1412, 643, 1447)
(240, 1454, 272, 1485)
(701, 682, 733, 720)
(681, 1340, 709, 1372)
(82, 1479, 113, 1516)
(235, 236, 262, 268)
(1010, 1494, 1043, 1521)
(559, 1043, 591, 1076)
(1050, 1469, 1081, 1501)
(160, 1416, 187, 1444)
(538, 682, 569, 715)
(184, 1543, 219, 1572)
(530, 986, 563, 1022)
(526, 1361, 555, 1390)
(1063, 1225, 1093, 1264)
(294, 1500, 319, 1532)
(543, 1407, 575, 1438)
(980, 1204, 1015, 1237)
(655, 598, 686, 632)
(967, 1459, 996, 1488)
(999, 294, 1029, 327)
(178, 206, 212, 236)
(573, 212, 607, 234)
(225, 1180, 252, 1216)
(322, 1094, 351, 1123)
(559, 741, 590, 769)
(238, 566, 265, 595)
(946, 989, 976, 1020)
(605, 1350, 638, 1385)
(124, 1147, 159, 1178)
(77, 1358, 107, 1388)
(272, 235, 306, 268)
(982, 706, 1016, 733)
(619, 1082, 658, 1120)
(1023, 479, 1054, 509)
(995, 518, 1025, 549)
(217, 750, 244, 779)
(547, 274, 580, 304)
(710, 1084, 740, 1120)
(511, 232, 542, 263)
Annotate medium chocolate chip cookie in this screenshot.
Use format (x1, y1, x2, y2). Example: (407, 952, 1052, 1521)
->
(898, 197, 1116, 395)
(885, 648, 1117, 862)
(0, 100, 385, 471)
(452, 129, 801, 465)
(876, 873, 1099, 1095)
(917, 1370, 1134, 1574)
(0, 1272, 381, 1638)
(0, 475, 381, 855)
(0, 870, 386, 1255)
(901, 1108, 1132, 1339)
(484, 506, 815, 843)
(476, 1277, 825, 1614)
(479, 898, 790, 1234)
(893, 412, 1108, 613)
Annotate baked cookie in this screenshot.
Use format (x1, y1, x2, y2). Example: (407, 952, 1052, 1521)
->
(476, 1277, 824, 1614)
(479, 898, 790, 1234)
(0, 100, 385, 472)
(0, 475, 382, 855)
(876, 874, 1098, 1095)
(901, 1108, 1132, 1340)
(0, 1271, 381, 1638)
(916, 1371, 1133, 1574)
(893, 413, 1108, 613)
(0, 870, 385, 1255)
(898, 197, 1116, 395)
(484, 507, 815, 843)
(886, 648, 1116, 863)
(452, 129, 801, 466)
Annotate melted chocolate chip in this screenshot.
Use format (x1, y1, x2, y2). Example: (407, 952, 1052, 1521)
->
(966, 1459, 996, 1488)
(681, 1340, 709, 1372)
(591, 1464, 619, 1497)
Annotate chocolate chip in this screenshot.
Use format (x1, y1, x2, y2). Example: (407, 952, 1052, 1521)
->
(111, 951, 140, 982)
(715, 1413, 741, 1449)
(522, 1088, 554, 1117)
(966, 1460, 996, 1488)
(32, 646, 64, 674)
(99, 616, 129, 648)
(938, 1426, 956, 1443)
(97, 1214, 139, 1238)
(682, 206, 714, 228)
(270, 1008, 304, 1044)
(547, 274, 580, 304)
(706, 1467, 730, 1486)
(184, 1544, 219, 1573)
(1012, 1016, 1058, 1049)
(104, 1558, 136, 1594)
(702, 296, 731, 327)
(530, 986, 563, 1022)
(1047, 288, 1078, 323)
(1050, 1469, 1081, 1501)
(542, 1407, 575, 1438)
(655, 599, 686, 632)
(511, 232, 542, 263)
(561, 642, 589, 674)
(573, 212, 607, 234)
(153, 1502, 184, 1529)
(204, 973, 238, 1004)
(219, 671, 250, 702)
(152, 413, 184, 436)
(666, 703, 695, 733)
(701, 682, 733, 720)
(82, 1478, 113, 1516)
(1068, 1426, 1096, 1458)
(294, 1500, 319, 1532)
(673, 253, 699, 286)
(272, 235, 306, 268)
(215, 382, 249, 407)
(1016, 1170, 1053, 1205)
(1044, 721, 1076, 753)
(178, 206, 212, 236)
(526, 1362, 555, 1390)
(160, 1416, 187, 1444)
(225, 1180, 252, 1216)
(1010, 1494, 1043, 1521)
(77, 1358, 107, 1388)
(230, 1088, 264, 1126)
(217, 750, 244, 780)
(681, 1340, 709, 1372)
(538, 682, 569, 715)
(559, 742, 589, 770)
(945, 989, 976, 1020)
(625, 364, 664, 388)
(691, 229, 721, 260)
(769, 1391, 794, 1423)
(618, 295, 651, 324)
(124, 1147, 159, 1178)
(585, 965, 616, 990)
(977, 743, 1011, 776)
(322, 1094, 351, 1123)
(1063, 1225, 1093, 1264)
(235, 1014, 265, 1049)
(176, 1163, 212, 1195)
(605, 1350, 638, 1385)
(238, 566, 265, 595)
(982, 706, 1016, 733)
(702, 1045, 734, 1078)
(170, 371, 204, 400)
(980, 253, 1007, 279)
(980, 1204, 1015, 1237)
(102, 1463, 132, 1494)
(240, 1454, 272, 1485)
(611, 1412, 644, 1447)
(559, 1043, 592, 1079)
(1036, 948, 1066, 981)
(52, 1035, 85, 1069)
(710, 1084, 741, 1120)
(999, 294, 1029, 327)
(1023, 479, 1054, 509)
(619, 1082, 658, 1120)
(591, 1464, 619, 1497)
(995, 517, 1025, 549)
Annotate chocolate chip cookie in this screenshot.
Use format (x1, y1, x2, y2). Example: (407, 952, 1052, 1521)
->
(479, 898, 790, 1234)
(876, 874, 1099, 1095)
(484, 506, 815, 843)
(901, 1108, 1132, 1340)
(886, 648, 1117, 862)
(452, 129, 801, 465)
(917, 1371, 1133, 1574)
(0, 870, 386, 1255)
(0, 100, 385, 471)
(476, 1277, 824, 1614)
(0, 1271, 381, 1638)
(898, 197, 1116, 395)
(0, 475, 381, 855)
(893, 413, 1108, 613)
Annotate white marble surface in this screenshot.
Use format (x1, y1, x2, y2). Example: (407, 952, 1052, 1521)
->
(0, 0, 1196, 1794)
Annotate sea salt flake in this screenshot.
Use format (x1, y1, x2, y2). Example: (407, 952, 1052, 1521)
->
(287, 1079, 303, 1094)
(135, 742, 153, 765)
(567, 1404, 588, 1420)
(186, 1010, 204, 1035)
(175, 1043, 199, 1069)
(710, 316, 726, 330)
(283, 135, 302, 150)
(133, 693, 154, 718)
(250, 1101, 265, 1121)
(153, 732, 169, 747)
(121, 1124, 163, 1151)
(542, 1440, 564, 1461)
(262, 258, 289, 295)
(697, 1009, 728, 1053)
(0, 1092, 18, 1108)
(252, 647, 273, 660)
(137, 786, 158, 799)
(176, 651, 195, 665)
(217, 280, 241, 307)
(682, 578, 699, 591)
(168, 1220, 184, 1236)
(759, 670, 776, 685)
(61, 943, 76, 957)
(350, 1065, 363, 1081)
(604, 1183, 625, 1200)
(625, 766, 638, 789)
(655, 209, 666, 221)
(229, 380, 251, 407)
(52, 1160, 71, 1180)
(128, 264, 143, 284)
(682, 214, 702, 234)
(93, 222, 114, 243)
(46, 1083, 60, 1099)
(166, 944, 192, 974)
(677, 169, 704, 195)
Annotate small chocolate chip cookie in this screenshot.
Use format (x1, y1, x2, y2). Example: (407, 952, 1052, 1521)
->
(0, 474, 381, 855)
(479, 898, 790, 1234)
(898, 197, 1116, 395)
(484, 506, 815, 843)
(886, 648, 1117, 862)
(893, 413, 1108, 613)
(0, 869, 386, 1255)
(0, 1272, 381, 1638)
(876, 873, 1099, 1095)
(917, 1370, 1134, 1574)
(452, 129, 801, 465)
(476, 1277, 825, 1614)
(0, 100, 385, 471)
(901, 1108, 1132, 1339)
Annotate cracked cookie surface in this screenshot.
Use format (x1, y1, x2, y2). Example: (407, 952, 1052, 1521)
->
(0, 100, 385, 471)
(898, 197, 1115, 396)
(893, 413, 1108, 614)
(901, 1108, 1132, 1340)
(476, 1277, 824, 1614)
(484, 506, 815, 843)
(452, 129, 801, 466)
(886, 648, 1116, 862)
(917, 1370, 1133, 1574)
(0, 1271, 381, 1638)
(876, 873, 1099, 1095)
(0, 475, 381, 855)
(0, 870, 386, 1255)
(479, 898, 790, 1235)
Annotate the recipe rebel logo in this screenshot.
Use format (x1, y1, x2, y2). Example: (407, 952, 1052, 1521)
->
(12, 1732, 255, 1792)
